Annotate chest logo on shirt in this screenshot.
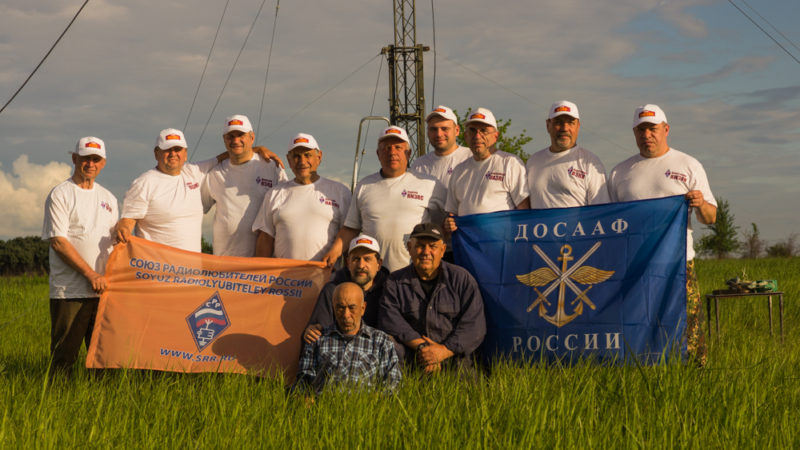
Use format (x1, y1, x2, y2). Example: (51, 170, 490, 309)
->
(186, 182, 200, 190)
(485, 171, 506, 182)
(186, 291, 231, 352)
(256, 176, 273, 188)
(567, 167, 587, 180)
(447, 167, 454, 175)
(100, 201, 113, 213)
(401, 189, 425, 201)
(664, 170, 688, 183)
(319, 196, 340, 208)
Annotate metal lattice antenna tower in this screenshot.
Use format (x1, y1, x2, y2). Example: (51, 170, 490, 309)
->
(382, 0, 429, 158)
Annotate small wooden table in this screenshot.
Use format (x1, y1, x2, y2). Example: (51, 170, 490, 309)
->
(706, 290, 784, 341)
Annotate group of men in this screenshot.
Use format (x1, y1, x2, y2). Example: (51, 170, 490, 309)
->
(43, 100, 716, 384)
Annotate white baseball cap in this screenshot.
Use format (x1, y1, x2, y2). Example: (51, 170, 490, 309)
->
(426, 105, 459, 124)
(349, 234, 381, 254)
(632, 104, 668, 128)
(288, 133, 319, 151)
(378, 126, 410, 144)
(223, 114, 253, 134)
(73, 136, 107, 159)
(548, 100, 580, 120)
(155, 128, 187, 150)
(465, 107, 497, 128)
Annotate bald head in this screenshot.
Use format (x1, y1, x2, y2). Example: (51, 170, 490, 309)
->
(332, 282, 366, 335)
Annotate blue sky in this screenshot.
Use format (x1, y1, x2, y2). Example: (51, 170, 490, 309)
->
(0, 0, 797, 247)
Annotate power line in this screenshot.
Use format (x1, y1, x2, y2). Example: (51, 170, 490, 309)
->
(727, 0, 800, 65)
(190, 0, 270, 160)
(262, 53, 382, 140)
(0, 0, 91, 116)
(184, 0, 231, 132)
(430, 0, 437, 109)
(739, 0, 800, 54)
(256, 0, 281, 138)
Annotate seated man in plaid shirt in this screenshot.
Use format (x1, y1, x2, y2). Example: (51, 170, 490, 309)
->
(294, 282, 401, 393)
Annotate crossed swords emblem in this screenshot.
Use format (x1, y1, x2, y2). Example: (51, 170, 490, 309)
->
(516, 243, 615, 327)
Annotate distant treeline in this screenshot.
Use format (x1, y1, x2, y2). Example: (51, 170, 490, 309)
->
(0, 236, 49, 275)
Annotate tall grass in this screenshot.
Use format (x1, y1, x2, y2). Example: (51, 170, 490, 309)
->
(2, 259, 799, 448)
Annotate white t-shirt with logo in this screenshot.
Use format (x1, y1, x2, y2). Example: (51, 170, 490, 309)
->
(252, 177, 351, 261)
(607, 148, 716, 261)
(345, 171, 446, 272)
(121, 159, 216, 252)
(42, 179, 118, 298)
(446, 150, 529, 216)
(526, 145, 609, 209)
(202, 153, 286, 256)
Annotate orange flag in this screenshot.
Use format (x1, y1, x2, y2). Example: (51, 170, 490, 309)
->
(85, 237, 329, 382)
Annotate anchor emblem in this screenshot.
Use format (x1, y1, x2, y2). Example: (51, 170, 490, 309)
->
(516, 243, 615, 327)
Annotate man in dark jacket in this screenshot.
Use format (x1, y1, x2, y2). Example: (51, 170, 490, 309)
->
(303, 234, 389, 344)
(379, 223, 486, 373)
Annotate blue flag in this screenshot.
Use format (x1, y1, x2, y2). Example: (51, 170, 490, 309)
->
(452, 195, 688, 364)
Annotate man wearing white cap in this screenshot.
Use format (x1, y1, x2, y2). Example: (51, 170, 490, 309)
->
(322, 126, 446, 272)
(253, 132, 349, 260)
(444, 107, 529, 232)
(607, 104, 717, 365)
(202, 114, 287, 256)
(303, 234, 390, 344)
(42, 136, 118, 374)
(116, 128, 226, 252)
(526, 101, 609, 208)
(411, 105, 472, 190)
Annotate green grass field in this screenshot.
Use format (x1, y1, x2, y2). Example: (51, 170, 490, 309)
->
(2, 258, 799, 448)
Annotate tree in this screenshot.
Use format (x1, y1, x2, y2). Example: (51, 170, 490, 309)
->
(697, 196, 739, 259)
(201, 236, 213, 255)
(766, 233, 797, 258)
(0, 236, 50, 275)
(453, 108, 533, 163)
(740, 223, 764, 259)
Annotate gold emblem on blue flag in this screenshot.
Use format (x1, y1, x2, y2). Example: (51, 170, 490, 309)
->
(516, 243, 614, 327)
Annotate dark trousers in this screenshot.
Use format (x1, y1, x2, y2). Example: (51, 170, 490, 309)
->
(49, 297, 99, 372)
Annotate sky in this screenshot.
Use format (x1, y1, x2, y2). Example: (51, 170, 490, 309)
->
(0, 0, 797, 246)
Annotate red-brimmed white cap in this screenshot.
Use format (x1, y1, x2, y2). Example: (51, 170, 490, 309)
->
(349, 234, 380, 254)
(378, 126, 410, 144)
(73, 136, 106, 159)
(288, 133, 319, 151)
(548, 100, 580, 120)
(426, 105, 458, 124)
(155, 128, 187, 150)
(632, 104, 668, 128)
(465, 107, 497, 128)
(223, 114, 253, 134)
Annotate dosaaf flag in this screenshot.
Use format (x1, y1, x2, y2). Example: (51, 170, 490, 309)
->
(452, 195, 688, 363)
(86, 237, 330, 382)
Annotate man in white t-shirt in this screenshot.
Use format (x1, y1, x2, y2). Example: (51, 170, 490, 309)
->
(202, 115, 286, 256)
(444, 107, 530, 232)
(42, 136, 118, 374)
(116, 128, 220, 252)
(607, 104, 717, 365)
(411, 105, 472, 192)
(526, 100, 609, 208)
(253, 133, 350, 260)
(322, 126, 446, 272)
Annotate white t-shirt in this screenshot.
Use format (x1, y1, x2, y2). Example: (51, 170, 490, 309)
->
(526, 145, 609, 209)
(411, 146, 472, 189)
(607, 148, 716, 261)
(446, 150, 529, 216)
(345, 171, 446, 272)
(42, 179, 118, 298)
(121, 159, 216, 252)
(252, 177, 351, 261)
(202, 153, 286, 256)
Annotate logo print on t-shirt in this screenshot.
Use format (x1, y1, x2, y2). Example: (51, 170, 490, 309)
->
(401, 189, 425, 201)
(319, 196, 340, 208)
(664, 169, 688, 183)
(100, 201, 113, 213)
(186, 182, 199, 190)
(256, 176, 273, 188)
(567, 167, 587, 179)
(485, 171, 505, 181)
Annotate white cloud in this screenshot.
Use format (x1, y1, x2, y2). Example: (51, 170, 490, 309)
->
(0, 155, 70, 239)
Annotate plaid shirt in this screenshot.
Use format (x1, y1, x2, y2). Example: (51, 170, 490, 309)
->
(294, 322, 401, 393)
